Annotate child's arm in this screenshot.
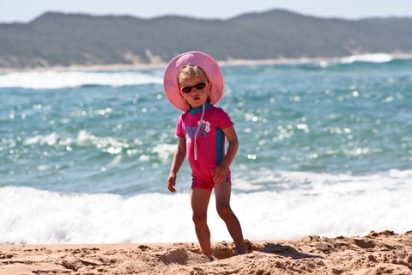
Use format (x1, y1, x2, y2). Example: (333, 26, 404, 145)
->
(213, 126, 239, 184)
(167, 137, 186, 192)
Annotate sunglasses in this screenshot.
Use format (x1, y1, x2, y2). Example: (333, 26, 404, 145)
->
(180, 82, 208, 94)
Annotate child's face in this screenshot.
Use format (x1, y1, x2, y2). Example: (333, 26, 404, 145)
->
(179, 75, 211, 109)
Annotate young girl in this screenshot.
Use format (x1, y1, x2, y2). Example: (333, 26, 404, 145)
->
(163, 51, 247, 257)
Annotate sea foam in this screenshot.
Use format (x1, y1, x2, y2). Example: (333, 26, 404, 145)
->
(1, 169, 411, 244)
(340, 53, 393, 63)
(0, 70, 162, 89)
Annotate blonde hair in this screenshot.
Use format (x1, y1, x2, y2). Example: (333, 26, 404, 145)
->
(178, 65, 211, 111)
(178, 64, 209, 83)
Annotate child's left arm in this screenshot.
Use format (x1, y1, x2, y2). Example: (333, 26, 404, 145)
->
(212, 126, 239, 184)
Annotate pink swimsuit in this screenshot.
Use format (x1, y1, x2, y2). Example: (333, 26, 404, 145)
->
(175, 103, 234, 190)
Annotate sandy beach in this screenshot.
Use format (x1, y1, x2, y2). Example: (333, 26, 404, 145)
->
(1, 53, 412, 275)
(1, 230, 411, 275)
(1, 53, 412, 74)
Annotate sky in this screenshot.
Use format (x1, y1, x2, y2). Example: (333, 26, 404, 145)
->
(1, 0, 412, 23)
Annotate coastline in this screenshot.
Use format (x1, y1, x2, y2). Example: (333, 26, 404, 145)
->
(1, 53, 412, 74)
(1, 230, 411, 275)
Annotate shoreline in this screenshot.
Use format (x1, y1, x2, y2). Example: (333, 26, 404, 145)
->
(1, 53, 412, 74)
(1, 230, 411, 274)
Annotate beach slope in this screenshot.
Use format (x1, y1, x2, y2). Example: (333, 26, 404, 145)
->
(1, 230, 411, 275)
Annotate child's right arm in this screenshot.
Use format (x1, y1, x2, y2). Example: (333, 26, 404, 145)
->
(167, 137, 186, 192)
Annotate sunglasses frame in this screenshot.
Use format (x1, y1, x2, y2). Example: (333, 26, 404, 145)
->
(180, 81, 208, 94)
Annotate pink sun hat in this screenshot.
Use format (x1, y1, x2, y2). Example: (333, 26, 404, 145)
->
(163, 51, 224, 112)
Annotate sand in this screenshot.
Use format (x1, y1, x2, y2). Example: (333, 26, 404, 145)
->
(1, 230, 411, 275)
(2, 53, 412, 74)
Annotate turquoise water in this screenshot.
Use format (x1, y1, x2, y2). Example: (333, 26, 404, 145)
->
(1, 55, 411, 244)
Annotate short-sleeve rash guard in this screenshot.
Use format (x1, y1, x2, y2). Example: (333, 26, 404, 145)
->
(175, 103, 234, 188)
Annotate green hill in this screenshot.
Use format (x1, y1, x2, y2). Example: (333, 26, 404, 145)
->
(0, 9, 411, 69)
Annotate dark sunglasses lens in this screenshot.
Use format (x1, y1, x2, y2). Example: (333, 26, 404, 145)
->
(182, 87, 192, 93)
(181, 82, 206, 94)
(194, 83, 206, 90)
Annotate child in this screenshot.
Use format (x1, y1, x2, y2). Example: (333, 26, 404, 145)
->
(163, 51, 247, 257)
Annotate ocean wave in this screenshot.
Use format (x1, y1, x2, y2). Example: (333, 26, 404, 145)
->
(0, 180, 412, 244)
(233, 169, 412, 193)
(22, 130, 140, 154)
(0, 70, 162, 89)
(20, 131, 176, 162)
(340, 53, 393, 64)
(1, 170, 411, 244)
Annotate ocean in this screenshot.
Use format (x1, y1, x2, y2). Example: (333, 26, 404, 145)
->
(1, 54, 411, 244)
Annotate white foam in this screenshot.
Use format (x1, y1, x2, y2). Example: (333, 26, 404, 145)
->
(24, 132, 61, 146)
(0, 70, 162, 89)
(22, 131, 174, 161)
(341, 53, 393, 63)
(23, 130, 133, 155)
(0, 187, 193, 244)
(1, 169, 411, 244)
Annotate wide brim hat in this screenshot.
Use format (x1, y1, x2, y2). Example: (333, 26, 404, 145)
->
(163, 51, 224, 112)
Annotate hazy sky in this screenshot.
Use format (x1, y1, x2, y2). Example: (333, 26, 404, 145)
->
(1, 0, 412, 23)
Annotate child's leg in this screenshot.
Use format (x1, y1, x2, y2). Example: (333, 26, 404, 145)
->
(191, 188, 213, 256)
(214, 182, 247, 255)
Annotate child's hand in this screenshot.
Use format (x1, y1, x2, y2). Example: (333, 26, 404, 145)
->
(213, 164, 229, 184)
(167, 173, 177, 192)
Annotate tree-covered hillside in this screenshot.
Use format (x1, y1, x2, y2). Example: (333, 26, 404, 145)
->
(0, 9, 411, 69)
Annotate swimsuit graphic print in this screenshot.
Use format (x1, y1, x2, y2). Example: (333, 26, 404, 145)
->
(185, 121, 210, 140)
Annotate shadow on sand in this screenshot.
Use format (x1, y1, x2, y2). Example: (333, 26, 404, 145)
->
(258, 243, 322, 259)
